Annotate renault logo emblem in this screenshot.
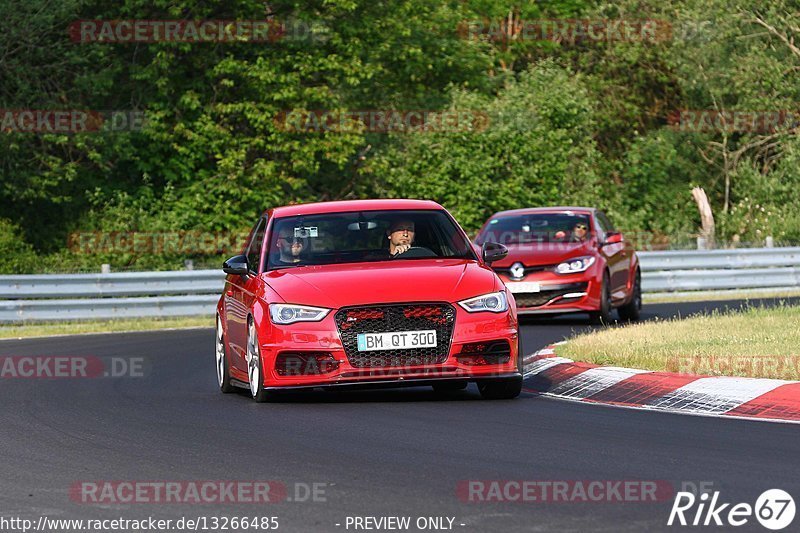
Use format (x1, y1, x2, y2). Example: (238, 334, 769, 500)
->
(510, 262, 525, 279)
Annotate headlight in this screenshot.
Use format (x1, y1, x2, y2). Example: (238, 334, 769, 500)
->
(269, 303, 331, 324)
(555, 256, 596, 274)
(458, 291, 508, 313)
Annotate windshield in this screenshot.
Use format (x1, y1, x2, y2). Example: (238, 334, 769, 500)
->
(266, 209, 476, 269)
(476, 213, 593, 245)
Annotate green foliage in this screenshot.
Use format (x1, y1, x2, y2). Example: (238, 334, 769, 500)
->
(368, 61, 603, 232)
(611, 129, 702, 237)
(717, 138, 800, 244)
(1, 0, 800, 272)
(0, 219, 37, 274)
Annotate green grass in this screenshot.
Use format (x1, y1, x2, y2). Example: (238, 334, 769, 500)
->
(556, 304, 800, 380)
(0, 316, 213, 340)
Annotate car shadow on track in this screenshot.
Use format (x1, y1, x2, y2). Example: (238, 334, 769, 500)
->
(225, 385, 539, 404)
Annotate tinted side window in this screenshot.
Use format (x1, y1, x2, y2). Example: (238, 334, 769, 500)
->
(246, 218, 267, 273)
(599, 212, 615, 232)
(595, 211, 614, 237)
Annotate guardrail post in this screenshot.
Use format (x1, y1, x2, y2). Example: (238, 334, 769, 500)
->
(101, 264, 111, 274)
(766, 236, 774, 248)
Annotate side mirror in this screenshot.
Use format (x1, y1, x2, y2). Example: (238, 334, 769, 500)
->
(223, 254, 250, 276)
(603, 232, 623, 245)
(481, 242, 508, 265)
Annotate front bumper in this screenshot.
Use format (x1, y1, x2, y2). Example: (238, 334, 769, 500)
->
(501, 271, 601, 314)
(235, 304, 520, 388)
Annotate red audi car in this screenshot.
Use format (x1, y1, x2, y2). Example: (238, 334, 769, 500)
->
(474, 207, 641, 323)
(215, 199, 522, 402)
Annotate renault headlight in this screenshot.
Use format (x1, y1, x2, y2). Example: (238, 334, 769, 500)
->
(458, 291, 508, 313)
(269, 303, 330, 324)
(555, 256, 596, 274)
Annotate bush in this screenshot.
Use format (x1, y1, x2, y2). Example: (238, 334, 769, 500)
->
(610, 129, 705, 239)
(0, 219, 38, 274)
(367, 60, 604, 233)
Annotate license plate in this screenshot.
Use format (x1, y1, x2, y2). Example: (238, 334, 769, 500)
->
(357, 330, 437, 352)
(506, 281, 541, 294)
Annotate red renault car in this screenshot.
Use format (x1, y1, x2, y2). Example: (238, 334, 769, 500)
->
(215, 199, 522, 402)
(474, 207, 641, 323)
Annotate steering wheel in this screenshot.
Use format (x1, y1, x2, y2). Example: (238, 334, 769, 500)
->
(390, 246, 437, 259)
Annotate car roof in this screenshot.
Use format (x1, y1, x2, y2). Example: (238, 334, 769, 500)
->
(489, 206, 597, 218)
(267, 199, 445, 218)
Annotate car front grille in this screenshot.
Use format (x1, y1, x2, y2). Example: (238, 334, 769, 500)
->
(514, 282, 588, 308)
(495, 265, 554, 279)
(334, 303, 456, 368)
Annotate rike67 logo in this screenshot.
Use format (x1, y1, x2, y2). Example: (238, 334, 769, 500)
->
(668, 489, 795, 530)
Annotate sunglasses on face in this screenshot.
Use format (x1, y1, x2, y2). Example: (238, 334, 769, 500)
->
(575, 224, 588, 230)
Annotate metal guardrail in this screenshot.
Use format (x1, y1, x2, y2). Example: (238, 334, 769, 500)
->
(0, 270, 222, 299)
(638, 247, 800, 292)
(642, 267, 800, 292)
(0, 295, 219, 322)
(1, 247, 799, 323)
(0, 270, 223, 323)
(638, 247, 800, 271)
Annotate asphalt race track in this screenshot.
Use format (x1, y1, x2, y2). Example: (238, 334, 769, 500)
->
(1, 299, 798, 532)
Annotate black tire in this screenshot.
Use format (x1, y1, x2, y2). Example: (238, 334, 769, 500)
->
(589, 272, 613, 325)
(432, 381, 468, 393)
(477, 377, 522, 400)
(617, 268, 642, 322)
(215, 315, 235, 393)
(247, 318, 270, 403)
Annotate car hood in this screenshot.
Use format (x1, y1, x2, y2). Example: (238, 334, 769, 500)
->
(490, 241, 595, 268)
(263, 258, 498, 308)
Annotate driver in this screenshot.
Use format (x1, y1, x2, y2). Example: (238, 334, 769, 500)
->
(276, 228, 306, 264)
(387, 219, 415, 256)
(570, 221, 589, 242)
(555, 221, 589, 242)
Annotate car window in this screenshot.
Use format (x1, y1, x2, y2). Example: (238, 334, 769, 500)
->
(476, 213, 592, 245)
(595, 211, 615, 237)
(266, 209, 475, 269)
(245, 218, 267, 272)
